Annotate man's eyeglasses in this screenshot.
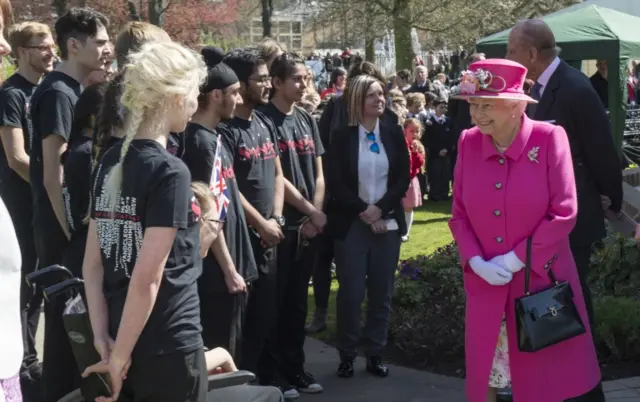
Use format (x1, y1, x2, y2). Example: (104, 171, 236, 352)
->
(366, 132, 380, 154)
(22, 44, 56, 52)
(250, 75, 271, 85)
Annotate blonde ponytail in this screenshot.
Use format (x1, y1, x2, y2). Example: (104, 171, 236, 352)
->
(103, 107, 144, 216)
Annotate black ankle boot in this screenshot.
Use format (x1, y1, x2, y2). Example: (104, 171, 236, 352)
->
(365, 356, 389, 377)
(337, 358, 354, 378)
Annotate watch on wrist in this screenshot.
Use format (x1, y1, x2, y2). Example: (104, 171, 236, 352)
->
(272, 215, 286, 227)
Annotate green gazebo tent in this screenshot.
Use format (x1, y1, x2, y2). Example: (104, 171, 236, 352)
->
(476, 4, 640, 151)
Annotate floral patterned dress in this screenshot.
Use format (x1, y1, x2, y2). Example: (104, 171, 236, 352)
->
(489, 316, 511, 388)
(0, 375, 22, 402)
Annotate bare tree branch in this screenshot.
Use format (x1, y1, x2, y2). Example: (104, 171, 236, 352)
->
(159, 0, 176, 16)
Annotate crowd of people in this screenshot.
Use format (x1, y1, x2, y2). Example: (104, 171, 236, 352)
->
(0, 1, 628, 402)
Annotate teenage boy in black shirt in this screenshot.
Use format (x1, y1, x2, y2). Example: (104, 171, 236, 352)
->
(182, 48, 257, 356)
(30, 7, 110, 267)
(0, 21, 55, 401)
(258, 52, 326, 395)
(28, 8, 111, 402)
(221, 47, 290, 396)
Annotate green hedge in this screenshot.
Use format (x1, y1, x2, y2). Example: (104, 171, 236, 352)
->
(389, 243, 466, 367)
(389, 229, 640, 368)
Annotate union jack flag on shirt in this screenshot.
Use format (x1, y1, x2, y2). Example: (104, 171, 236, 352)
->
(209, 136, 230, 221)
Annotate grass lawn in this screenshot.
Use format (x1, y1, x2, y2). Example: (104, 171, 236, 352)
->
(306, 200, 453, 342)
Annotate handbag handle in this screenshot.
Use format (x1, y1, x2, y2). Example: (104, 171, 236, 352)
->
(523, 237, 559, 295)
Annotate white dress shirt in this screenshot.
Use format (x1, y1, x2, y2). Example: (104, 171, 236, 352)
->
(0, 197, 23, 380)
(358, 120, 397, 230)
(536, 56, 561, 98)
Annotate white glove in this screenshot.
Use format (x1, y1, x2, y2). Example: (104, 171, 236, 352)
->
(489, 251, 525, 274)
(469, 256, 513, 286)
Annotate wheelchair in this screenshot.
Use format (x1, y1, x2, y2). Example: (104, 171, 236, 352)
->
(27, 265, 256, 402)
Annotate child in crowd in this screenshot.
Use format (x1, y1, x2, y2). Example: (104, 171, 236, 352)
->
(401, 118, 426, 242)
(425, 99, 454, 201)
(189, 182, 223, 259)
(405, 92, 430, 125)
(424, 91, 438, 117)
(389, 90, 407, 124)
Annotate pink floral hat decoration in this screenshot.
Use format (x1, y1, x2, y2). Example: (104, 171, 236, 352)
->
(450, 59, 537, 103)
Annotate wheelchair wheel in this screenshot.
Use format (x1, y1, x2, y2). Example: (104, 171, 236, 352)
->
(57, 389, 84, 402)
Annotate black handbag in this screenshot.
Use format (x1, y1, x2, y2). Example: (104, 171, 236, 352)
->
(515, 237, 586, 352)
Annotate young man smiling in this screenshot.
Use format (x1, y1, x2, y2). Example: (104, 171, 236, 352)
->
(222, 47, 289, 396)
(28, 7, 110, 402)
(0, 21, 55, 402)
(258, 52, 326, 397)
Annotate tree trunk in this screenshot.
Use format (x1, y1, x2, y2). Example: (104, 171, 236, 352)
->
(365, 39, 375, 63)
(127, 1, 142, 20)
(148, 0, 165, 27)
(393, 0, 414, 72)
(261, 0, 273, 38)
(52, 0, 67, 17)
(364, 2, 375, 62)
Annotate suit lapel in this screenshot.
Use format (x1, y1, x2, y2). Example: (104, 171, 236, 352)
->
(534, 61, 563, 120)
(379, 122, 395, 164)
(348, 126, 360, 185)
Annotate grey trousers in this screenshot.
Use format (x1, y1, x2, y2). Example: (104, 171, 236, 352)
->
(334, 219, 402, 359)
(207, 385, 284, 402)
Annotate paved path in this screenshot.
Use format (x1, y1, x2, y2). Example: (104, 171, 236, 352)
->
(35, 314, 640, 401)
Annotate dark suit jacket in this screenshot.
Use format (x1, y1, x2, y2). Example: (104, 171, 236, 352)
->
(531, 60, 623, 247)
(325, 121, 410, 239)
(318, 95, 399, 151)
(448, 98, 473, 156)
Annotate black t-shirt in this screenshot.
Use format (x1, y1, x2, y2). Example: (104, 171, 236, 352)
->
(62, 136, 119, 276)
(30, 71, 81, 231)
(167, 132, 184, 157)
(182, 122, 258, 287)
(259, 103, 324, 223)
(91, 139, 203, 357)
(220, 110, 279, 219)
(0, 73, 36, 205)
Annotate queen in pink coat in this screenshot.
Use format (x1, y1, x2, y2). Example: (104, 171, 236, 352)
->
(449, 59, 601, 402)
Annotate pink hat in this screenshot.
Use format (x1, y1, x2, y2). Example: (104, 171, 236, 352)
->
(450, 59, 537, 103)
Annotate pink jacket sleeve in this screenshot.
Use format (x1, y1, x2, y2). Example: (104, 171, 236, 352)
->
(449, 130, 484, 267)
(512, 125, 578, 277)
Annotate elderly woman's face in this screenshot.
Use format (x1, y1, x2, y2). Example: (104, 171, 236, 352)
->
(364, 81, 385, 118)
(468, 98, 520, 135)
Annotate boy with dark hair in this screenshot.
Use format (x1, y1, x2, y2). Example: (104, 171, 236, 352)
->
(28, 7, 110, 402)
(258, 52, 325, 398)
(425, 99, 454, 202)
(221, 46, 288, 396)
(0, 20, 55, 402)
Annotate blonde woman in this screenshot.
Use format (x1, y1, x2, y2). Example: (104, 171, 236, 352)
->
(325, 75, 410, 379)
(81, 41, 208, 402)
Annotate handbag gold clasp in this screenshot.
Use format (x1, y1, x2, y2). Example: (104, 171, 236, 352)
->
(549, 306, 558, 317)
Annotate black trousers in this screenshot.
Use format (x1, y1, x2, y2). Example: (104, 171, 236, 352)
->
(417, 171, 428, 196)
(571, 245, 595, 331)
(119, 348, 207, 402)
(33, 219, 77, 402)
(261, 229, 316, 379)
(566, 244, 605, 402)
(240, 248, 278, 379)
(564, 384, 605, 402)
(200, 289, 248, 360)
(428, 155, 451, 201)
(312, 231, 333, 310)
(42, 291, 82, 402)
